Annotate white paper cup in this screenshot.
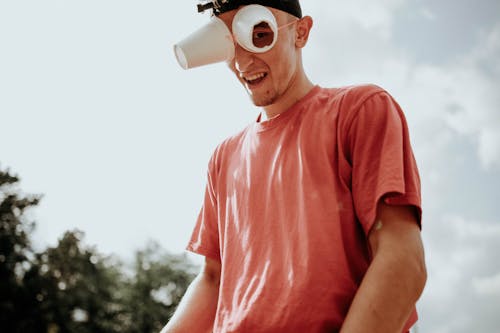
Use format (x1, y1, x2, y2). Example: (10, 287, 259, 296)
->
(174, 17, 235, 70)
(232, 5, 278, 53)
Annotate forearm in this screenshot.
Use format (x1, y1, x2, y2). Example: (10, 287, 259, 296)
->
(340, 251, 426, 333)
(160, 271, 219, 333)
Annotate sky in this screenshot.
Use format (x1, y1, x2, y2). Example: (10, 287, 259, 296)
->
(1, 0, 499, 332)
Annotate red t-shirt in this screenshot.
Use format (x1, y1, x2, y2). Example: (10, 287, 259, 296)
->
(187, 85, 421, 332)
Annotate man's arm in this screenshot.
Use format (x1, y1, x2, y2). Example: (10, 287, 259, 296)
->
(160, 257, 221, 333)
(340, 200, 427, 333)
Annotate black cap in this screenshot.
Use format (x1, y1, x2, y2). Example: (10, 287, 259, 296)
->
(202, 0, 302, 18)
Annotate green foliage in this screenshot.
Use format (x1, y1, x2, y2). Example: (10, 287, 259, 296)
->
(0, 167, 196, 333)
(123, 242, 196, 333)
(36, 230, 126, 333)
(0, 169, 42, 332)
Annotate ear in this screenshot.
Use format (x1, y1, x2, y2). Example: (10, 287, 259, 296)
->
(295, 16, 313, 48)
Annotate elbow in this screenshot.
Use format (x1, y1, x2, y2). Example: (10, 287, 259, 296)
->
(417, 257, 427, 297)
(408, 250, 427, 302)
(379, 246, 427, 302)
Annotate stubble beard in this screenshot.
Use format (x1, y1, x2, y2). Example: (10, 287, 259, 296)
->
(248, 87, 278, 107)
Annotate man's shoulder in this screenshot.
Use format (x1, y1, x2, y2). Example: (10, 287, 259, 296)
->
(317, 84, 396, 124)
(304, 84, 387, 122)
(309, 84, 388, 117)
(325, 84, 386, 107)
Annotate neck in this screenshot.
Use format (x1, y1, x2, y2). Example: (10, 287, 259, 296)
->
(262, 70, 315, 119)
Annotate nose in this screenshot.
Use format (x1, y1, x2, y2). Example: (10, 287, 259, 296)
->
(233, 43, 254, 73)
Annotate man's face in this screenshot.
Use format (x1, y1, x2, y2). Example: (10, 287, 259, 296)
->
(218, 7, 299, 107)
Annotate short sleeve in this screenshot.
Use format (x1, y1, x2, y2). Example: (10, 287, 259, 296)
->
(186, 152, 221, 262)
(347, 90, 422, 235)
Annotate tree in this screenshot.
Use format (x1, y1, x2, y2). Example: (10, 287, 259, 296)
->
(37, 230, 126, 333)
(122, 242, 196, 333)
(0, 169, 124, 333)
(0, 166, 197, 333)
(0, 168, 42, 332)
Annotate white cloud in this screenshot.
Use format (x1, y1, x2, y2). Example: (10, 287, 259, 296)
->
(306, 0, 404, 34)
(421, 215, 500, 332)
(473, 272, 500, 296)
(409, 23, 500, 170)
(478, 129, 500, 169)
(420, 7, 436, 21)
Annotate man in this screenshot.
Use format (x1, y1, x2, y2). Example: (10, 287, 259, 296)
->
(162, 1, 426, 332)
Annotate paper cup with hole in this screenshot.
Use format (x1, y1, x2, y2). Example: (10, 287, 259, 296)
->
(232, 4, 278, 53)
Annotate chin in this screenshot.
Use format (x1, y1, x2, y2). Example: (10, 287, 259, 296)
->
(248, 91, 277, 107)
(251, 99, 270, 107)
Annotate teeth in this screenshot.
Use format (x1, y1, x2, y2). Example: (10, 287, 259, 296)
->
(244, 73, 266, 82)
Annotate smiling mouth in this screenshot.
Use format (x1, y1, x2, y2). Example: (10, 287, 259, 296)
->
(243, 72, 268, 86)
